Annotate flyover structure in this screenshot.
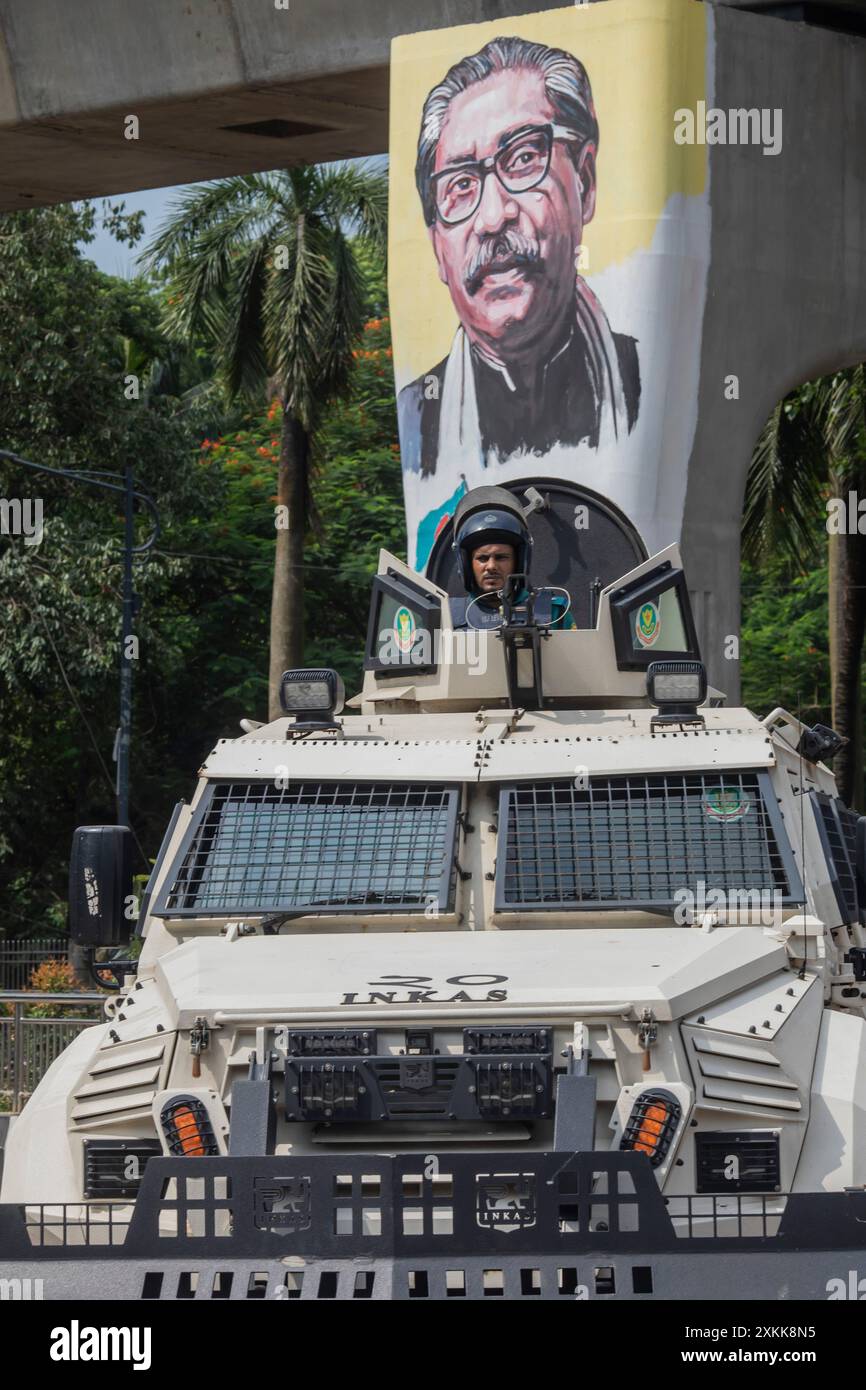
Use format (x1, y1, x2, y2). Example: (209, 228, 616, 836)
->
(1, 0, 865, 696)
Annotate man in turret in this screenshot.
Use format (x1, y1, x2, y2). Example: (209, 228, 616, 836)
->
(450, 503, 575, 630)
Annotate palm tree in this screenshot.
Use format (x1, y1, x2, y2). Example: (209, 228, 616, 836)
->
(743, 367, 866, 804)
(143, 164, 388, 718)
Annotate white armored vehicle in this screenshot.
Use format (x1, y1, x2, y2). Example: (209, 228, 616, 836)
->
(2, 485, 866, 1302)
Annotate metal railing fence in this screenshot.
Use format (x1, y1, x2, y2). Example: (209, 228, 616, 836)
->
(0, 992, 106, 1113)
(0, 940, 69, 991)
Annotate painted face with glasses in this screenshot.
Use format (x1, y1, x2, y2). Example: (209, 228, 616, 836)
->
(429, 68, 597, 364)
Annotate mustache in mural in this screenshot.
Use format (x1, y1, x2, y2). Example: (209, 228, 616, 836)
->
(464, 232, 543, 296)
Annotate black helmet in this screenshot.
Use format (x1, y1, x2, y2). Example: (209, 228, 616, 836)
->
(452, 488, 532, 592)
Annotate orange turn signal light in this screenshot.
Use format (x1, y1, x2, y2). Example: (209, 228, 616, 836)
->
(620, 1089, 681, 1167)
(160, 1094, 219, 1158)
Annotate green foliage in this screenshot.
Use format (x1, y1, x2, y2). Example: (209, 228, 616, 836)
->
(743, 367, 866, 568)
(741, 366, 866, 806)
(0, 204, 220, 935)
(0, 192, 401, 948)
(740, 556, 830, 722)
(188, 315, 404, 702)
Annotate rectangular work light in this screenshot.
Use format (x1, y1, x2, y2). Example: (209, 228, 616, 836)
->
(279, 668, 345, 724)
(646, 659, 706, 724)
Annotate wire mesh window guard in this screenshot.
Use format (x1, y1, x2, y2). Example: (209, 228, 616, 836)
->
(811, 791, 860, 922)
(154, 782, 459, 917)
(496, 771, 800, 911)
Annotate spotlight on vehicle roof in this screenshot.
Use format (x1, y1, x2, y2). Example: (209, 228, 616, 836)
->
(279, 668, 345, 727)
(646, 660, 706, 727)
(797, 722, 847, 765)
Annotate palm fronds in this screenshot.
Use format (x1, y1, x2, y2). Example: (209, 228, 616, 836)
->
(742, 395, 828, 568)
(144, 164, 389, 420)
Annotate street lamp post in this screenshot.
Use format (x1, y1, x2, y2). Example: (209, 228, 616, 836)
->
(0, 449, 160, 830)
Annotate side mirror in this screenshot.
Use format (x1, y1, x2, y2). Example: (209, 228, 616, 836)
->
(69, 825, 134, 947)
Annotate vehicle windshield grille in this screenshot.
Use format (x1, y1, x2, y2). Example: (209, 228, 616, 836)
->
(155, 782, 459, 916)
(497, 771, 799, 911)
(812, 791, 860, 922)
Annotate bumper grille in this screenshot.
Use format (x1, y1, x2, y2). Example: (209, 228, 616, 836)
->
(374, 1060, 460, 1116)
(285, 1051, 552, 1123)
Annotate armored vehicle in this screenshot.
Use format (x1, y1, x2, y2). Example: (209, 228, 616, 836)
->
(2, 486, 865, 1302)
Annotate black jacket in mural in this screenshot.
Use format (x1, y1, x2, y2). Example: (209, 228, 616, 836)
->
(398, 325, 640, 478)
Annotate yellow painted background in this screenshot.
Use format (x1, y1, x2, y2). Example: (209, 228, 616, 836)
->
(389, 0, 708, 390)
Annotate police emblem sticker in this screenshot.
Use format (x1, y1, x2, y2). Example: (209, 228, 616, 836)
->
(635, 601, 660, 648)
(393, 605, 416, 655)
(703, 786, 750, 823)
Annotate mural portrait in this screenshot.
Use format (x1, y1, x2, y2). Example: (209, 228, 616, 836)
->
(390, 1, 712, 574)
(398, 37, 642, 479)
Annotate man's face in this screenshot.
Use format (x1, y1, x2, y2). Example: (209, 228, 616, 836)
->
(429, 68, 596, 359)
(471, 541, 517, 592)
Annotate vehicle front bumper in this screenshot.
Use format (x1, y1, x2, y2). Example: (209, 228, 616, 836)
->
(1, 1149, 864, 1301)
